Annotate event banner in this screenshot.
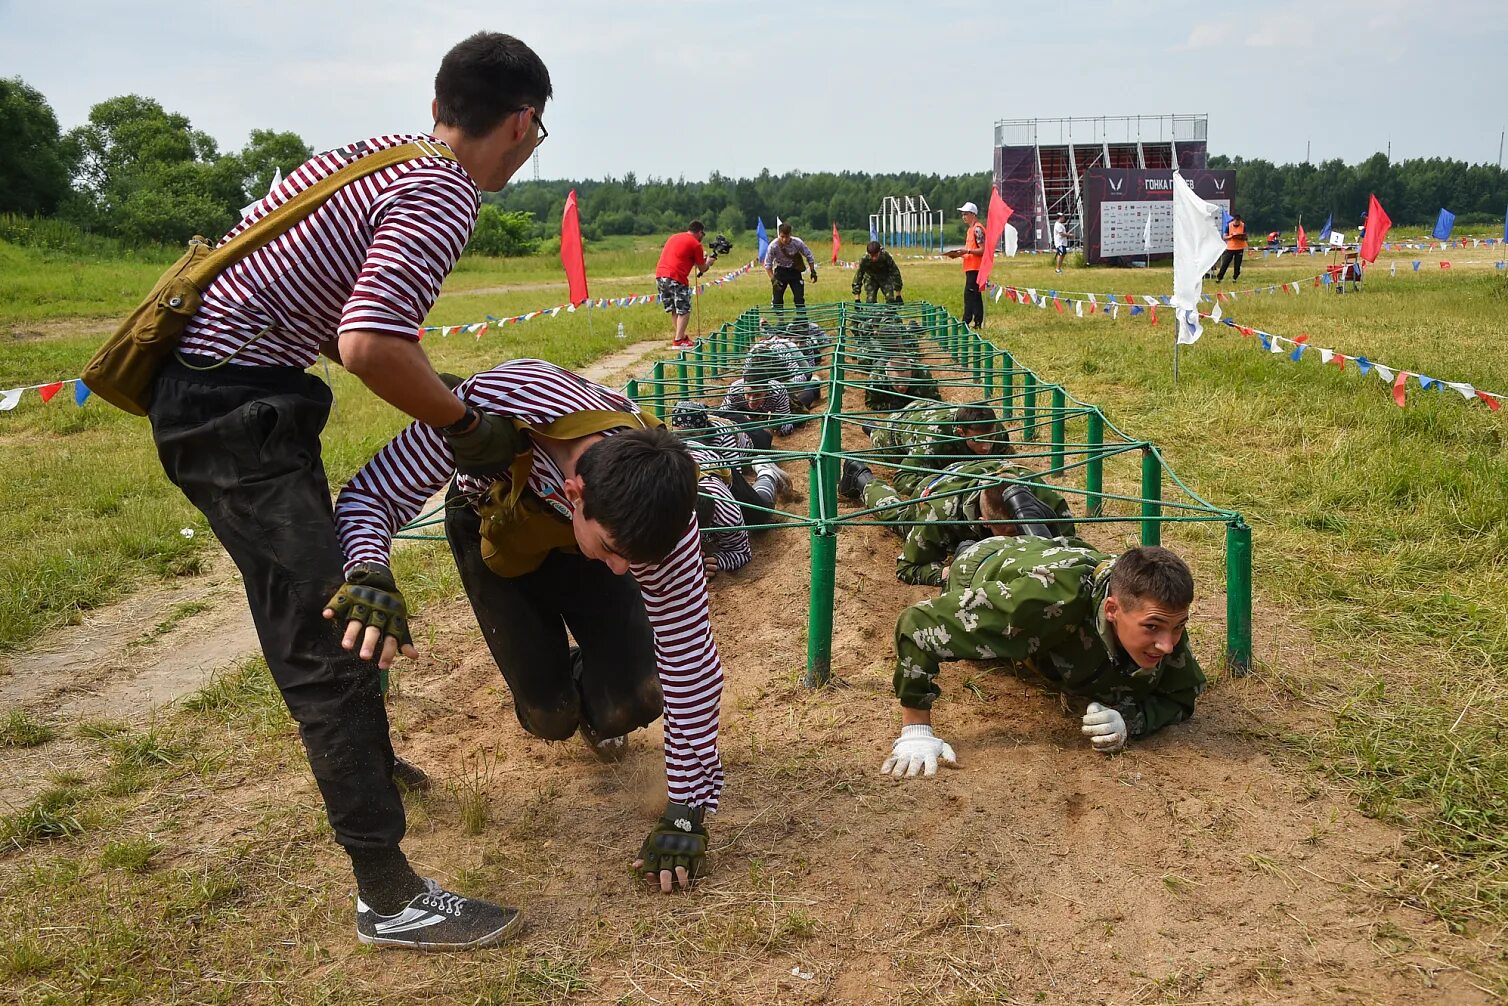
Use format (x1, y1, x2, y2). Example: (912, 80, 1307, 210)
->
(1082, 169, 1235, 264)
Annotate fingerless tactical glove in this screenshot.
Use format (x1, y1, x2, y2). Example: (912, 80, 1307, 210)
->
(325, 562, 412, 648)
(636, 802, 708, 882)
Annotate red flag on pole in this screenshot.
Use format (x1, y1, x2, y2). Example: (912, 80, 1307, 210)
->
(975, 188, 1014, 290)
(1296, 224, 1308, 253)
(831, 222, 840, 265)
(560, 189, 588, 304)
(1359, 194, 1392, 263)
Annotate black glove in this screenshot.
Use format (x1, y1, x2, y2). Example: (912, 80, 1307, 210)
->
(441, 406, 523, 476)
(325, 562, 412, 650)
(634, 802, 708, 889)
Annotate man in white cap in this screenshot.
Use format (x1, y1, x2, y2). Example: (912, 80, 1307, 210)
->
(944, 201, 988, 329)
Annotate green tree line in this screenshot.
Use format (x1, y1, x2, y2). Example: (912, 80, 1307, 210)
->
(5, 75, 1507, 253)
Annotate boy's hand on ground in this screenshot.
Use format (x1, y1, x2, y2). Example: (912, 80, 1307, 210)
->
(703, 555, 719, 577)
(880, 724, 957, 777)
(1081, 702, 1127, 753)
(633, 803, 707, 894)
(323, 562, 417, 670)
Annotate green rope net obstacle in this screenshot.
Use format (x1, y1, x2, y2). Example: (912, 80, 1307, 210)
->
(397, 300, 1253, 688)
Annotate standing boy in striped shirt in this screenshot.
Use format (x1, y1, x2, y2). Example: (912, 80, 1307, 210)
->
(335, 360, 727, 901)
(145, 33, 552, 950)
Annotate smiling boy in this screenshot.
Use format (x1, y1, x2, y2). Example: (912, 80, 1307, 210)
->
(879, 537, 1205, 776)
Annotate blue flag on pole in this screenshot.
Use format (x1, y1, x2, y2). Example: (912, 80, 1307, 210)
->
(756, 217, 769, 264)
(1317, 214, 1333, 241)
(1219, 208, 1233, 234)
(1432, 208, 1455, 241)
(869, 223, 878, 242)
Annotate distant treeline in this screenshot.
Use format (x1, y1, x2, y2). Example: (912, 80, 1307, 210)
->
(1208, 153, 1508, 233)
(5, 76, 1506, 253)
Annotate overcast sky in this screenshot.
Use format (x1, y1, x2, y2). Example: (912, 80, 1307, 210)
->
(4, 0, 1505, 180)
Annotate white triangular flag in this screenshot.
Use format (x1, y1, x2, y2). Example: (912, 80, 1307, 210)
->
(1074, 300, 1083, 317)
(1143, 214, 1153, 252)
(1003, 223, 1018, 258)
(1026, 287, 1036, 302)
(0, 388, 21, 412)
(1269, 336, 1285, 354)
(1319, 348, 1334, 365)
(1446, 381, 1477, 399)
(1373, 364, 1396, 383)
(1210, 302, 1223, 324)
(1087, 292, 1097, 305)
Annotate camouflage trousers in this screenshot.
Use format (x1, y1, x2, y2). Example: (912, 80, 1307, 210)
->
(861, 478, 913, 537)
(855, 277, 902, 304)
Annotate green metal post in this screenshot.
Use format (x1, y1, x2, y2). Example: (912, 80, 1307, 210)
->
(1001, 350, 1015, 421)
(1225, 520, 1253, 676)
(691, 342, 704, 400)
(1085, 411, 1104, 517)
(984, 347, 996, 403)
(1022, 372, 1037, 442)
(652, 361, 666, 410)
(806, 416, 840, 687)
(625, 378, 639, 406)
(1050, 387, 1066, 474)
(1140, 447, 1162, 546)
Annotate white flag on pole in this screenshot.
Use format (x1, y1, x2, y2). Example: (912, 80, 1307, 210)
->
(1003, 223, 1018, 258)
(1171, 171, 1228, 346)
(1143, 214, 1153, 252)
(0, 388, 21, 412)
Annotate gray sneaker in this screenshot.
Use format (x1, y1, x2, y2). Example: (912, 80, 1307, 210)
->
(356, 879, 520, 951)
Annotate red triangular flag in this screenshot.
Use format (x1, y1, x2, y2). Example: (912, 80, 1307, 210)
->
(975, 188, 1014, 290)
(1331, 353, 1346, 370)
(1393, 370, 1409, 408)
(831, 222, 841, 265)
(1053, 298, 1063, 314)
(1477, 390, 1501, 412)
(38, 382, 64, 403)
(1440, 261, 1452, 270)
(560, 189, 589, 304)
(1359, 194, 1392, 263)
(1296, 224, 1308, 253)
(1294, 333, 1309, 344)
(1148, 305, 1158, 325)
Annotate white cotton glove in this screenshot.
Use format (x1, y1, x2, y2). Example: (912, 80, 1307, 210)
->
(1081, 702, 1127, 754)
(880, 724, 958, 778)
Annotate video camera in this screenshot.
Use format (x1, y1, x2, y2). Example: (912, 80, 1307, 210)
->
(707, 233, 733, 258)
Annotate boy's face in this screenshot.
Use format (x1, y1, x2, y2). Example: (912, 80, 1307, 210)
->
(1104, 594, 1189, 669)
(563, 477, 632, 575)
(958, 425, 997, 455)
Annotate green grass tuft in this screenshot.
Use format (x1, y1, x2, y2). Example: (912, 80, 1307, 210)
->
(0, 708, 56, 747)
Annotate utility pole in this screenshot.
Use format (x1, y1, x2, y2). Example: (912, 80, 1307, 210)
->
(1498, 130, 1504, 170)
(1305, 139, 1310, 164)
(532, 151, 540, 182)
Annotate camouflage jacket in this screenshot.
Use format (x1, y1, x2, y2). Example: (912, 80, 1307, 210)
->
(893, 535, 1205, 738)
(852, 250, 903, 293)
(862, 366, 941, 414)
(897, 461, 1076, 586)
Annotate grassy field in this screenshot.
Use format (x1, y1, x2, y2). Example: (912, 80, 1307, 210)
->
(2, 231, 1506, 998)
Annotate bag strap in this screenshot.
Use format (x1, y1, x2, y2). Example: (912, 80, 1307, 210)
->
(203, 139, 457, 274)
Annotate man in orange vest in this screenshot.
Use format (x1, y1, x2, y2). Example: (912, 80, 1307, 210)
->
(1215, 213, 1247, 283)
(944, 201, 987, 328)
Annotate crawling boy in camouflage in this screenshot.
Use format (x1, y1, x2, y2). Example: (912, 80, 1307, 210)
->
(882, 536, 1206, 776)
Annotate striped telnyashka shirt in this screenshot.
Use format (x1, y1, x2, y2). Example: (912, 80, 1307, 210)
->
(334, 359, 726, 810)
(178, 134, 480, 369)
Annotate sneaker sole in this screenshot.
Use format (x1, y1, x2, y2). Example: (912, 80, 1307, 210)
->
(357, 908, 522, 952)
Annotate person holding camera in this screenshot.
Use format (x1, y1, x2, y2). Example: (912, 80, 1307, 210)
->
(763, 222, 818, 323)
(852, 240, 904, 304)
(656, 220, 720, 348)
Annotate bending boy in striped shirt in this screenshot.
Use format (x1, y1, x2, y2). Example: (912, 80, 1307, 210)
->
(334, 359, 726, 900)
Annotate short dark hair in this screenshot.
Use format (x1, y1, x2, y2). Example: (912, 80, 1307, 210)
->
(866, 240, 881, 255)
(576, 429, 696, 564)
(953, 405, 997, 428)
(1110, 547, 1195, 610)
(778, 222, 792, 237)
(688, 220, 705, 235)
(434, 32, 553, 138)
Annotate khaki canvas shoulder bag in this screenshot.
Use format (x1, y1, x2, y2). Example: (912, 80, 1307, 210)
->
(82, 139, 456, 416)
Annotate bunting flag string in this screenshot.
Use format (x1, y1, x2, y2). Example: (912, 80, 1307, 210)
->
(992, 281, 1504, 412)
(6, 259, 778, 414)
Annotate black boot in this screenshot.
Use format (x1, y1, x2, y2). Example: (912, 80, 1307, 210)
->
(838, 459, 873, 501)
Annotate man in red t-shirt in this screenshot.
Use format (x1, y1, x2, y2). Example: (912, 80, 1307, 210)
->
(656, 220, 717, 347)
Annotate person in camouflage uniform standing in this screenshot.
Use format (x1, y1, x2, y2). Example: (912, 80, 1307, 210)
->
(852, 240, 904, 304)
(881, 536, 1206, 776)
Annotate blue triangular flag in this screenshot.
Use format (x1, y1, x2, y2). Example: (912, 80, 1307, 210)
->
(1220, 208, 1233, 234)
(756, 217, 769, 264)
(1418, 375, 1436, 391)
(1317, 214, 1332, 241)
(1289, 344, 1304, 362)
(1130, 305, 1143, 316)
(1412, 260, 1421, 272)
(1356, 357, 1372, 375)
(1259, 334, 1271, 350)
(74, 381, 91, 406)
